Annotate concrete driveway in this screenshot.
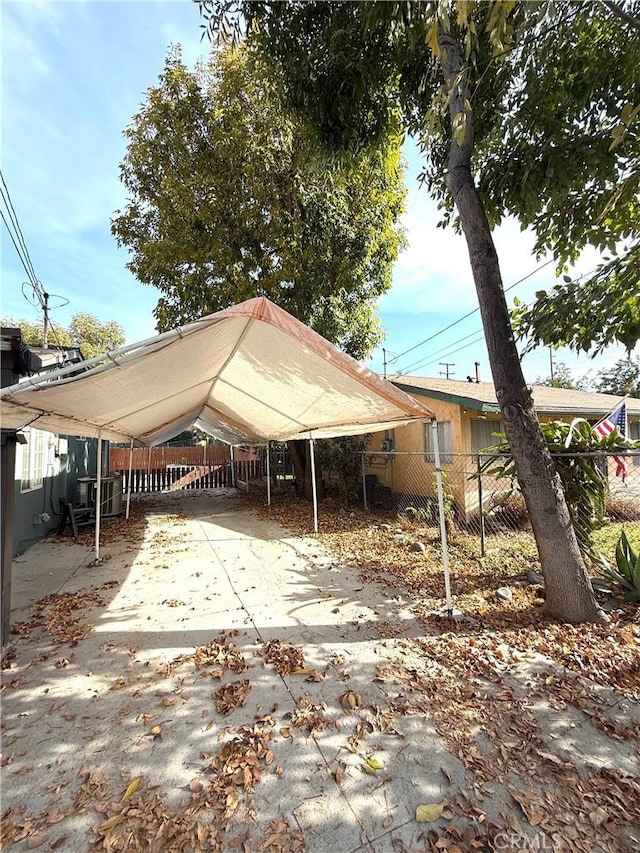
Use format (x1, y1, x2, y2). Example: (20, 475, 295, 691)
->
(1, 490, 638, 852)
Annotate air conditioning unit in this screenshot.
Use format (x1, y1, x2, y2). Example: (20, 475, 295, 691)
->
(76, 476, 123, 516)
(381, 438, 394, 452)
(101, 477, 123, 517)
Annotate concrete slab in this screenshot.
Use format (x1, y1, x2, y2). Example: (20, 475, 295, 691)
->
(2, 490, 639, 853)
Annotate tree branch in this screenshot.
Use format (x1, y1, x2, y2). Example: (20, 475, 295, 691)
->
(602, 0, 640, 31)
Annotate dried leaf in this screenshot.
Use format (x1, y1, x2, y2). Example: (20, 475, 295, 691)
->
(339, 690, 362, 714)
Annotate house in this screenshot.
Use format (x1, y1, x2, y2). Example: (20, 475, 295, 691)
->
(0, 330, 98, 556)
(364, 376, 640, 520)
(13, 429, 97, 555)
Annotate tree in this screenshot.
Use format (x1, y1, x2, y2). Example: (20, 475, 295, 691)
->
(511, 261, 640, 357)
(198, 0, 640, 622)
(594, 357, 640, 398)
(478, 1, 639, 357)
(317, 434, 371, 506)
(112, 45, 406, 360)
(534, 363, 588, 391)
(1, 312, 125, 360)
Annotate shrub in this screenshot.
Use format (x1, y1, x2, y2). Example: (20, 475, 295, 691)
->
(596, 530, 640, 601)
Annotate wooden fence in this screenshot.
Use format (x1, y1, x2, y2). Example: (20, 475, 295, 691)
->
(112, 459, 264, 495)
(109, 445, 236, 472)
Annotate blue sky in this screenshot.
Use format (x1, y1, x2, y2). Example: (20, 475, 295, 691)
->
(1, 0, 632, 387)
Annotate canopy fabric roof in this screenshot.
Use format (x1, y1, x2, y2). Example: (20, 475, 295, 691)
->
(1, 297, 433, 445)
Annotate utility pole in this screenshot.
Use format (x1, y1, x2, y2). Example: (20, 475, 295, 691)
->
(382, 348, 387, 380)
(42, 291, 50, 348)
(439, 362, 455, 379)
(549, 346, 555, 383)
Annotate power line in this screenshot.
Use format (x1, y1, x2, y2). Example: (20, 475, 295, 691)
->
(0, 168, 39, 288)
(1, 168, 71, 353)
(395, 331, 487, 376)
(388, 259, 604, 377)
(1, 209, 37, 288)
(395, 326, 485, 376)
(387, 258, 556, 366)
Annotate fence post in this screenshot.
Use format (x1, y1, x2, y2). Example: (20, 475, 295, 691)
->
(477, 454, 486, 557)
(431, 420, 453, 614)
(126, 438, 134, 519)
(309, 437, 319, 534)
(266, 442, 271, 506)
(95, 434, 103, 563)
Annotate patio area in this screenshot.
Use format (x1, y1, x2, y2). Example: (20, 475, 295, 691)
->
(1, 489, 639, 852)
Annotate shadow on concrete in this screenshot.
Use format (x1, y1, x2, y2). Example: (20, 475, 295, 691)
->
(2, 489, 639, 853)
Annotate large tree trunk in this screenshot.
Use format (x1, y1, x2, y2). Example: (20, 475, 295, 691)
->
(439, 33, 603, 623)
(288, 439, 325, 502)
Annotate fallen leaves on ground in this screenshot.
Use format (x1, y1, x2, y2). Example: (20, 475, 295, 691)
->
(3, 492, 639, 853)
(289, 697, 329, 736)
(243, 493, 639, 699)
(259, 639, 306, 676)
(10, 586, 109, 647)
(156, 633, 248, 678)
(212, 679, 251, 716)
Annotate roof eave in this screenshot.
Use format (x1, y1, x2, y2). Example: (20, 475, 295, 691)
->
(392, 382, 500, 414)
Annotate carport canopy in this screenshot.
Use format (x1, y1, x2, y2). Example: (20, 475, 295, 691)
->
(0, 297, 434, 445)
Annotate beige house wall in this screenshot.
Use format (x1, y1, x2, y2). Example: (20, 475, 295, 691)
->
(366, 392, 640, 520)
(365, 397, 473, 515)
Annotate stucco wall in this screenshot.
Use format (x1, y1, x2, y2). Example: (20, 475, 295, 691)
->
(366, 393, 640, 520)
(12, 435, 96, 556)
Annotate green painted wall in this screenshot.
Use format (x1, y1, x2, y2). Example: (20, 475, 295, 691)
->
(12, 436, 96, 556)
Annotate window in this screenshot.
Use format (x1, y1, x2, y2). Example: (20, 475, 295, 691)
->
(424, 421, 452, 463)
(21, 428, 47, 491)
(471, 418, 505, 455)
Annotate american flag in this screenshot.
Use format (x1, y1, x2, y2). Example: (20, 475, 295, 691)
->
(592, 402, 628, 480)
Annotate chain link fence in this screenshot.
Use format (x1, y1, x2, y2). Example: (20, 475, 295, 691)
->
(359, 450, 640, 556)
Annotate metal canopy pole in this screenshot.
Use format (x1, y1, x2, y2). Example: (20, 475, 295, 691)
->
(431, 420, 452, 614)
(266, 441, 271, 506)
(361, 451, 368, 511)
(94, 433, 103, 563)
(125, 438, 134, 520)
(230, 445, 236, 487)
(309, 437, 318, 534)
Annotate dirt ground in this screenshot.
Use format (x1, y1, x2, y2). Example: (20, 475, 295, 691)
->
(1, 489, 639, 853)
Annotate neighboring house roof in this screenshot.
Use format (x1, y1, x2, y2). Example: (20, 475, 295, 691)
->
(391, 376, 640, 418)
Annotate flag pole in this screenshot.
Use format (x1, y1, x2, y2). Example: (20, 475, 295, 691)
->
(593, 396, 628, 431)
